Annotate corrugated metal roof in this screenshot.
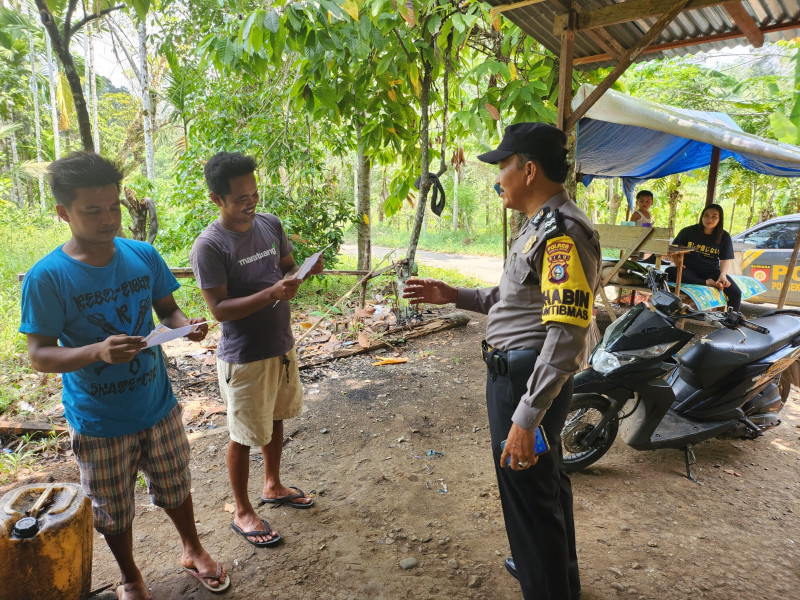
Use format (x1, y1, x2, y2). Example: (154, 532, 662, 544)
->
(487, 0, 800, 68)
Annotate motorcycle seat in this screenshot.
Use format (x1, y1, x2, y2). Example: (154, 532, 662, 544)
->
(676, 314, 800, 388)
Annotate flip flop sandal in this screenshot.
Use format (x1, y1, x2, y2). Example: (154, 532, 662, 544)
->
(183, 562, 231, 593)
(258, 486, 315, 509)
(230, 519, 282, 547)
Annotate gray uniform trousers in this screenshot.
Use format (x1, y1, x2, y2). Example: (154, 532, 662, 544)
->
(486, 365, 580, 600)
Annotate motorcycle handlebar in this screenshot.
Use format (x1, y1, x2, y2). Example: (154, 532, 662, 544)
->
(643, 267, 771, 334)
(739, 320, 770, 335)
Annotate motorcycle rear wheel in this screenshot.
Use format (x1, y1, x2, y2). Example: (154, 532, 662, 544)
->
(562, 395, 619, 473)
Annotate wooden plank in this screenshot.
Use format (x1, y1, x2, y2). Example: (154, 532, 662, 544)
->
(566, 0, 691, 132)
(573, 19, 800, 65)
(723, 1, 764, 47)
(0, 420, 68, 436)
(598, 286, 618, 322)
(17, 267, 395, 282)
(595, 224, 671, 254)
(584, 27, 626, 59)
(777, 228, 800, 309)
(553, 0, 728, 34)
(602, 227, 653, 286)
(705, 146, 721, 205)
(557, 8, 576, 131)
(489, 0, 547, 19)
(503, 208, 508, 262)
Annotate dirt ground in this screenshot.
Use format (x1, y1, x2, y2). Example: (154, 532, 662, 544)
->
(4, 311, 800, 600)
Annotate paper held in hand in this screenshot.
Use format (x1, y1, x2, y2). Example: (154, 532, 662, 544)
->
(288, 245, 330, 281)
(143, 322, 207, 348)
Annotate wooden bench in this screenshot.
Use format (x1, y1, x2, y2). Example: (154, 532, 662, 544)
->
(595, 224, 766, 319)
(595, 224, 689, 321)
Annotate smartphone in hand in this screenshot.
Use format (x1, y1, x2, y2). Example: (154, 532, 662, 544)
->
(500, 425, 550, 464)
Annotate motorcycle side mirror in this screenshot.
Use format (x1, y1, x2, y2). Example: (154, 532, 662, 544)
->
(652, 290, 682, 314)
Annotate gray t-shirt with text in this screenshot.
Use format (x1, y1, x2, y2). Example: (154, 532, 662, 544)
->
(190, 213, 294, 364)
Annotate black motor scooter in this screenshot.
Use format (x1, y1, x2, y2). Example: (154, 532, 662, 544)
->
(562, 269, 800, 480)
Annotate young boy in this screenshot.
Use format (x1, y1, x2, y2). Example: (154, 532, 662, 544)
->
(19, 152, 229, 599)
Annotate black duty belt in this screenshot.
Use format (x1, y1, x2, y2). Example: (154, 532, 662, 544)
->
(482, 340, 509, 376)
(481, 340, 539, 389)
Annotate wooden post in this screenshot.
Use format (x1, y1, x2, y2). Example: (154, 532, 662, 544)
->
(503, 208, 508, 261)
(557, 7, 576, 131)
(705, 146, 721, 206)
(674, 254, 684, 296)
(777, 231, 800, 309)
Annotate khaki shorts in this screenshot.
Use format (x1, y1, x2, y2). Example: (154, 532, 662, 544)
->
(217, 348, 303, 446)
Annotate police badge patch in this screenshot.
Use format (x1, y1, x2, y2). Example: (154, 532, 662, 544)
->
(546, 239, 572, 284)
(540, 234, 593, 328)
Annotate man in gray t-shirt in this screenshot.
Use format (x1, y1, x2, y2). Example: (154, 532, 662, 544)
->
(190, 152, 323, 548)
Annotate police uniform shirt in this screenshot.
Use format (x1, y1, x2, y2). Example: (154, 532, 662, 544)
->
(456, 191, 601, 431)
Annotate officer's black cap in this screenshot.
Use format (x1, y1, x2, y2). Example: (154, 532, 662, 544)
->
(477, 122, 567, 165)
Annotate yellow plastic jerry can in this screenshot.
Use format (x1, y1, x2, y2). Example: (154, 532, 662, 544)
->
(0, 483, 93, 600)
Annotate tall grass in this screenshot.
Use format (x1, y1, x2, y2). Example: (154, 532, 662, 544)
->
(0, 210, 71, 412)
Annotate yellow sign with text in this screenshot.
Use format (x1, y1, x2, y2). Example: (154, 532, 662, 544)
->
(541, 235, 592, 327)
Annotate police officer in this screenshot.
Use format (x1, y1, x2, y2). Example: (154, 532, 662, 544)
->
(403, 122, 601, 600)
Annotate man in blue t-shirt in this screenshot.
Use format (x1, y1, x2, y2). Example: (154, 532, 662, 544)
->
(19, 152, 229, 599)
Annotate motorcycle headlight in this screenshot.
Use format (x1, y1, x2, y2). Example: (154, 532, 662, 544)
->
(591, 346, 630, 374)
(591, 342, 678, 375)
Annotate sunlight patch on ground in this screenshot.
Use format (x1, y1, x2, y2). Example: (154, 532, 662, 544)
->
(769, 438, 799, 455)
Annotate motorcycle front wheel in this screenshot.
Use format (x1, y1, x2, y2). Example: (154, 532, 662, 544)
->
(561, 395, 619, 473)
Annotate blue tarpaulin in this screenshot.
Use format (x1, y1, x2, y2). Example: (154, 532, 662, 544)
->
(572, 85, 800, 208)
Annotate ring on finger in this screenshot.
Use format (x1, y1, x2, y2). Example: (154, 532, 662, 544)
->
(518, 461, 529, 468)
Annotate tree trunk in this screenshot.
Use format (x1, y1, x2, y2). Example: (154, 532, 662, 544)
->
(509, 210, 527, 247)
(88, 21, 99, 152)
(353, 156, 358, 212)
(378, 165, 387, 223)
(729, 197, 736, 231)
(667, 174, 681, 237)
(406, 61, 434, 266)
(5, 105, 24, 208)
(36, 2, 95, 152)
(587, 184, 597, 223)
(120, 187, 157, 241)
(564, 129, 577, 200)
(607, 179, 620, 225)
(30, 34, 46, 206)
(451, 169, 459, 231)
(355, 123, 371, 271)
(45, 30, 60, 159)
(746, 181, 756, 229)
(138, 21, 155, 179)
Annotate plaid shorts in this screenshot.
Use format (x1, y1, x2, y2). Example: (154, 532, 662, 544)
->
(69, 403, 191, 536)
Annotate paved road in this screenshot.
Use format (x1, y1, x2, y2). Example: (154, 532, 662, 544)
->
(341, 244, 503, 284)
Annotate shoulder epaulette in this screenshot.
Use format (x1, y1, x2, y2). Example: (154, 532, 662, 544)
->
(542, 209, 564, 240)
(561, 215, 595, 239)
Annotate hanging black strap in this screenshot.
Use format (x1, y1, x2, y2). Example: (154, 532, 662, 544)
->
(414, 173, 446, 216)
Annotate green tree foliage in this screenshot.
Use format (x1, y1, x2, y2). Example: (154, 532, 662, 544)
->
(155, 2, 352, 264)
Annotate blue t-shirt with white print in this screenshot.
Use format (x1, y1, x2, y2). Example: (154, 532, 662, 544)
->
(19, 238, 180, 437)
